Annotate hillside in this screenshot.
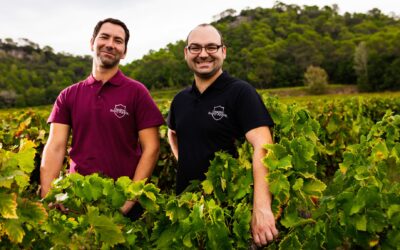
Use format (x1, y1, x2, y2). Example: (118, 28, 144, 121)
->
(122, 3, 400, 92)
(1, 3, 400, 108)
(0, 38, 91, 107)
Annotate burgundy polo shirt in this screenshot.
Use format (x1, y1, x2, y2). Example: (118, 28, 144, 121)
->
(48, 70, 164, 180)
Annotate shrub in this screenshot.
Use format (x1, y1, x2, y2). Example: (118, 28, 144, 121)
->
(304, 65, 328, 95)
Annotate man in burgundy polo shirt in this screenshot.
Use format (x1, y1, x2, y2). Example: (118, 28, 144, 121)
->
(40, 18, 164, 216)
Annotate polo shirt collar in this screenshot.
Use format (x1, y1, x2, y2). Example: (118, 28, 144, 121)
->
(86, 70, 125, 86)
(191, 71, 231, 94)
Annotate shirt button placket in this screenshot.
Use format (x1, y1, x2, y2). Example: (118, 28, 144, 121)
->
(95, 84, 105, 110)
(97, 84, 104, 100)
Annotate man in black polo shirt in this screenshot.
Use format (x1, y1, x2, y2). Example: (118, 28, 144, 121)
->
(167, 24, 278, 246)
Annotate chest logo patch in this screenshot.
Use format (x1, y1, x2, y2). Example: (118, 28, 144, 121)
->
(208, 105, 228, 121)
(110, 104, 129, 118)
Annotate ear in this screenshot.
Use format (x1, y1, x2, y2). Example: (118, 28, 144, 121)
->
(184, 46, 188, 60)
(121, 48, 127, 59)
(90, 38, 94, 52)
(222, 46, 227, 59)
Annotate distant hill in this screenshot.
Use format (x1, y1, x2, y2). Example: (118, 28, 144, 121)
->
(0, 38, 91, 107)
(122, 3, 400, 92)
(1, 3, 400, 108)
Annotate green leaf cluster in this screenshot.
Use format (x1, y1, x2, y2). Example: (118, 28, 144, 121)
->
(0, 138, 48, 248)
(1, 94, 400, 249)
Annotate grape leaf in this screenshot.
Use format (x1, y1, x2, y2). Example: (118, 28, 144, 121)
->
(87, 206, 125, 246)
(3, 219, 25, 243)
(0, 192, 18, 219)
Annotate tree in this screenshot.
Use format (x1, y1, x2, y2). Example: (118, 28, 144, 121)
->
(354, 41, 369, 91)
(304, 65, 329, 94)
(25, 87, 45, 106)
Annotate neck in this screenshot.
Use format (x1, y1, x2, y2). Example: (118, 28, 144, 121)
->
(195, 70, 223, 93)
(92, 64, 119, 84)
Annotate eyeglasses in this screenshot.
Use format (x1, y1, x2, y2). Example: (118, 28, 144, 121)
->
(186, 44, 224, 54)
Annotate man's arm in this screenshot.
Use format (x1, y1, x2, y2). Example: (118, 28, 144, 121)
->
(167, 129, 178, 160)
(120, 127, 160, 214)
(245, 126, 279, 247)
(40, 123, 70, 198)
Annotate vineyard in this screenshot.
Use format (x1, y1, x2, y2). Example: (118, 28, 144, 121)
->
(0, 93, 400, 249)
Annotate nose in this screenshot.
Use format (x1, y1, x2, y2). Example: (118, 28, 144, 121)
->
(105, 39, 115, 48)
(198, 47, 209, 57)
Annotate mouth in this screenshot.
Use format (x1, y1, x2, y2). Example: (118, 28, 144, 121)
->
(195, 59, 213, 67)
(100, 51, 115, 57)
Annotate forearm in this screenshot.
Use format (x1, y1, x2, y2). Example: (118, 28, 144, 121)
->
(167, 129, 178, 160)
(132, 145, 159, 182)
(246, 126, 278, 245)
(40, 145, 65, 197)
(251, 141, 278, 246)
(252, 146, 272, 209)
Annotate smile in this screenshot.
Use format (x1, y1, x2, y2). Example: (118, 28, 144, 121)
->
(101, 51, 115, 56)
(196, 59, 213, 64)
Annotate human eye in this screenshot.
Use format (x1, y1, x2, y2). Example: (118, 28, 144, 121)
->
(206, 45, 218, 52)
(115, 38, 124, 44)
(98, 34, 109, 40)
(188, 45, 201, 53)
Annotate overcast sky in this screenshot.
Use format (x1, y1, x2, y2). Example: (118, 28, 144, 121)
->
(1, 0, 398, 63)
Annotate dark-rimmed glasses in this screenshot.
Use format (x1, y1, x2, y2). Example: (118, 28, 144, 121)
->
(186, 44, 224, 54)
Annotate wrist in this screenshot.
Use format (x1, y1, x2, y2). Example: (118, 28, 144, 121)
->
(253, 200, 272, 211)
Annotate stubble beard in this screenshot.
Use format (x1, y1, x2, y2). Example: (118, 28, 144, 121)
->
(97, 55, 120, 69)
(191, 57, 222, 80)
(194, 66, 221, 80)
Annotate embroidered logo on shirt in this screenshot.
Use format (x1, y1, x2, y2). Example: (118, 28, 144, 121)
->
(208, 106, 228, 121)
(110, 104, 129, 118)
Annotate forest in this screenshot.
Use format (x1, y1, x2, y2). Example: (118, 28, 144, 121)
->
(0, 2, 399, 108)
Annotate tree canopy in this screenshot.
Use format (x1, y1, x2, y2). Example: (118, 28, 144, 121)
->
(0, 38, 91, 107)
(122, 3, 400, 92)
(1, 3, 399, 108)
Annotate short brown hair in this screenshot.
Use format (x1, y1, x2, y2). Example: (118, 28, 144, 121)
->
(92, 18, 130, 53)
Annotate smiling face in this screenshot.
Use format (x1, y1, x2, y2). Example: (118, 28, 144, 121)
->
(90, 22, 126, 69)
(184, 25, 226, 80)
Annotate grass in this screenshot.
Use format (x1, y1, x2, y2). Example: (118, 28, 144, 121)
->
(150, 84, 358, 102)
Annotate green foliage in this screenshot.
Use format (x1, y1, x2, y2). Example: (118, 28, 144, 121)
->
(317, 112, 400, 248)
(302, 95, 400, 178)
(121, 4, 400, 91)
(202, 147, 253, 202)
(303, 65, 329, 94)
(121, 41, 192, 90)
(354, 41, 369, 91)
(0, 38, 91, 108)
(2, 5, 400, 109)
(0, 94, 399, 248)
(0, 138, 48, 248)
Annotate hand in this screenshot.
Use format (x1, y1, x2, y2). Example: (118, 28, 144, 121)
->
(120, 200, 136, 215)
(251, 206, 279, 247)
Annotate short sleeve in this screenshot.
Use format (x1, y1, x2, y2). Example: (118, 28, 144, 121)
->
(134, 87, 165, 131)
(47, 88, 72, 125)
(235, 84, 273, 134)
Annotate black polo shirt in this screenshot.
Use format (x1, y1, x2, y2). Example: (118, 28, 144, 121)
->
(167, 71, 273, 193)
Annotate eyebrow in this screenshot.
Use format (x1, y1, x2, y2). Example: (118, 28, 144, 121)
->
(188, 43, 219, 46)
(98, 32, 124, 42)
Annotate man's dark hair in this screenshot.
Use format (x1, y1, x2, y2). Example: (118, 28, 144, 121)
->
(186, 23, 224, 46)
(92, 18, 130, 53)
